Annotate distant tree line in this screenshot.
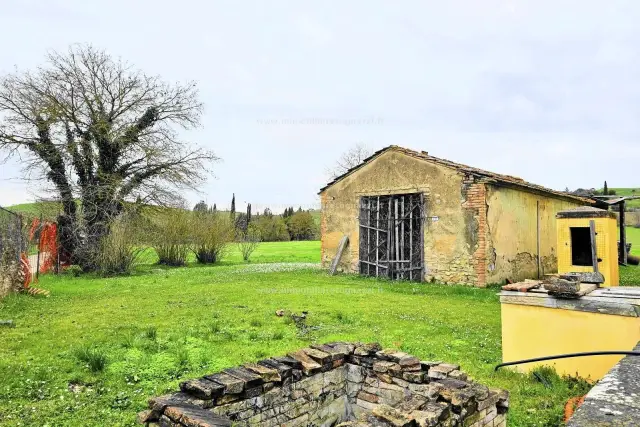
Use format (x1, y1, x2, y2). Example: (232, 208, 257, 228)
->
(566, 181, 617, 197)
(192, 196, 318, 242)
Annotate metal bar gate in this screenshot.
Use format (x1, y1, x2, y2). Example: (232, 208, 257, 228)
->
(358, 193, 424, 281)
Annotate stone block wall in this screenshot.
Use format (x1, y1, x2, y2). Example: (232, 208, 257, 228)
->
(139, 342, 508, 427)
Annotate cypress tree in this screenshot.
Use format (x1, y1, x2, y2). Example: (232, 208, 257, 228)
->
(247, 203, 252, 224)
(604, 181, 609, 195)
(230, 193, 236, 220)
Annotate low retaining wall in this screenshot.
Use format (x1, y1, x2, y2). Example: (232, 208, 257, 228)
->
(568, 342, 640, 426)
(139, 342, 508, 427)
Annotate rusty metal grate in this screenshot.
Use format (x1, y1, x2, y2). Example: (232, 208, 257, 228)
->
(358, 193, 424, 281)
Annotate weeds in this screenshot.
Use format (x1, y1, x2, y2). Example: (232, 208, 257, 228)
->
(144, 326, 157, 341)
(74, 346, 108, 372)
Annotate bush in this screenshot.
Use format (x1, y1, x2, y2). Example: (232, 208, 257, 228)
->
(287, 211, 317, 240)
(253, 215, 290, 241)
(191, 211, 234, 264)
(237, 226, 261, 261)
(66, 264, 83, 277)
(94, 215, 145, 276)
(151, 209, 192, 266)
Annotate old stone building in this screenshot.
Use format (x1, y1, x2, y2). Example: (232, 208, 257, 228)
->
(320, 146, 591, 287)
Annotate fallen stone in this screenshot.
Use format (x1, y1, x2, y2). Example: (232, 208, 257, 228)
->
(244, 363, 281, 382)
(302, 347, 332, 365)
(544, 278, 580, 295)
(371, 404, 414, 426)
(204, 373, 244, 395)
(179, 378, 224, 400)
(224, 367, 264, 389)
(273, 355, 303, 370)
(257, 358, 292, 379)
(354, 342, 382, 356)
(408, 402, 450, 427)
(311, 343, 348, 360)
(561, 272, 604, 284)
(148, 392, 213, 414)
(288, 350, 321, 375)
(164, 405, 232, 426)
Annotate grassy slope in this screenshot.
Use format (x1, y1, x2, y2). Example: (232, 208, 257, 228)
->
(609, 188, 640, 208)
(1, 241, 605, 427)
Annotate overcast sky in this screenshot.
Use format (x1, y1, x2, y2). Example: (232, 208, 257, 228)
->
(1, 0, 639, 213)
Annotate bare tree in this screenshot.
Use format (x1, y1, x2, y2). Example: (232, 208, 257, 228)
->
(326, 143, 372, 180)
(237, 226, 261, 262)
(0, 45, 217, 267)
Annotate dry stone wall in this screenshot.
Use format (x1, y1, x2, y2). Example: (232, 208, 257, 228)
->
(138, 342, 508, 427)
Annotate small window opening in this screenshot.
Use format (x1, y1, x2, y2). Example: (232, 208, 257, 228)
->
(570, 227, 593, 266)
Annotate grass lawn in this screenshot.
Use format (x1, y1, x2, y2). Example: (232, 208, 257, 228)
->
(1, 240, 637, 427)
(620, 226, 640, 285)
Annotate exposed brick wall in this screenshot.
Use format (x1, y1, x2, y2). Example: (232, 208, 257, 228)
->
(461, 176, 488, 287)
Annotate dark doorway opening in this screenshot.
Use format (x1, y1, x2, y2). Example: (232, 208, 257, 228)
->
(358, 193, 424, 281)
(570, 227, 593, 266)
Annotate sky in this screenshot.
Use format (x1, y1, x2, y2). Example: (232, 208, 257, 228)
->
(1, 0, 639, 213)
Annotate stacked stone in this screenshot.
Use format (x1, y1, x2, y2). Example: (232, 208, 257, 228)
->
(138, 342, 508, 427)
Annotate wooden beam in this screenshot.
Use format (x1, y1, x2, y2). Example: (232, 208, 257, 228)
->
(376, 196, 380, 277)
(387, 198, 392, 279)
(400, 196, 405, 280)
(589, 220, 599, 274)
(409, 199, 413, 281)
(329, 235, 349, 275)
(620, 200, 627, 265)
(394, 199, 400, 280)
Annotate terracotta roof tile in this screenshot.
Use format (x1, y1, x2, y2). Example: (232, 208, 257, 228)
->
(319, 145, 593, 204)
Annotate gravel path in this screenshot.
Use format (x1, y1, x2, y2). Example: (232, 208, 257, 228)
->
(226, 262, 321, 273)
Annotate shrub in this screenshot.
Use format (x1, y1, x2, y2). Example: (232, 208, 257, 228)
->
(74, 345, 108, 372)
(191, 212, 234, 264)
(95, 215, 145, 276)
(253, 215, 290, 241)
(287, 211, 317, 240)
(237, 226, 261, 261)
(66, 264, 83, 277)
(152, 209, 192, 266)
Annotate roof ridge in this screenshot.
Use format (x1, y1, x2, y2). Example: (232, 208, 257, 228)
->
(319, 145, 593, 204)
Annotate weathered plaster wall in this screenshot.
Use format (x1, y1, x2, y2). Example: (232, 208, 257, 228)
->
(320, 150, 483, 285)
(485, 185, 583, 284)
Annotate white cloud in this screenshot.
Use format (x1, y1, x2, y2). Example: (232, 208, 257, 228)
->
(1, 0, 639, 209)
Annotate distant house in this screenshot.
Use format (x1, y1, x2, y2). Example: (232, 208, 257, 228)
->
(319, 146, 591, 287)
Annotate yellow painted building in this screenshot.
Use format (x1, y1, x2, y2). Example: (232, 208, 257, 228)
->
(320, 146, 591, 287)
(556, 207, 620, 286)
(501, 288, 640, 380)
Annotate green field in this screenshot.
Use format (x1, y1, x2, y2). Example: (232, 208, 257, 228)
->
(607, 188, 640, 208)
(620, 226, 640, 285)
(6, 241, 634, 427)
